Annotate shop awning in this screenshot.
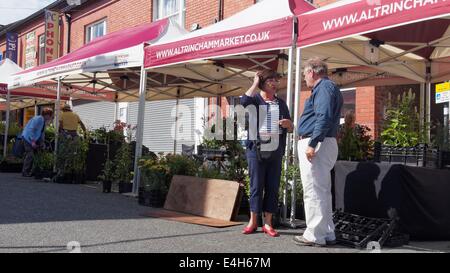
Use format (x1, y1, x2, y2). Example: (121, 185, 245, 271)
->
(9, 18, 198, 101)
(140, 0, 314, 99)
(296, 0, 450, 85)
(145, 0, 314, 68)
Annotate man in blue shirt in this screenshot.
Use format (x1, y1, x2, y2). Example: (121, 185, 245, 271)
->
(21, 108, 53, 177)
(293, 58, 343, 247)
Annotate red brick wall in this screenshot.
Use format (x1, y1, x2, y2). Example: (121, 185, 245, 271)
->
(69, 0, 153, 52)
(355, 86, 378, 138)
(186, 0, 219, 31)
(185, 0, 254, 32)
(298, 89, 311, 115)
(223, 0, 255, 19)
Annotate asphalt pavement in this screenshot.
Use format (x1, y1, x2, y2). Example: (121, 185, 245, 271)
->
(0, 173, 448, 253)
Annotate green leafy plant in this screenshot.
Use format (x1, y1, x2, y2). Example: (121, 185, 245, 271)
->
(164, 154, 199, 178)
(33, 151, 54, 173)
(201, 116, 248, 182)
(56, 136, 88, 177)
(138, 154, 200, 194)
(113, 142, 133, 183)
(139, 157, 170, 194)
(45, 125, 56, 144)
(98, 159, 116, 182)
(0, 122, 22, 136)
(89, 127, 108, 144)
(197, 166, 228, 180)
(279, 159, 303, 206)
(381, 89, 425, 147)
(338, 124, 373, 161)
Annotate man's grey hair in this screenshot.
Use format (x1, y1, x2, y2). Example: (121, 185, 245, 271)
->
(304, 57, 328, 76)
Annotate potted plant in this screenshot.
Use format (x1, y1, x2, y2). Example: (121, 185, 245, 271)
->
(272, 161, 304, 227)
(0, 155, 23, 173)
(98, 159, 115, 193)
(33, 151, 55, 180)
(138, 157, 170, 207)
(138, 153, 199, 207)
(54, 136, 88, 184)
(381, 90, 423, 148)
(114, 142, 133, 193)
(338, 124, 373, 161)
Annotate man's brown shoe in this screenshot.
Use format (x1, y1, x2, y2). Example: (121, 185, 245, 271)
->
(293, 235, 325, 247)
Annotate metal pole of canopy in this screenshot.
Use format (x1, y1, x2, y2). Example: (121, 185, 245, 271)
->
(420, 83, 425, 130)
(173, 89, 180, 154)
(426, 62, 431, 143)
(283, 46, 305, 229)
(281, 16, 304, 229)
(3, 87, 11, 158)
(293, 47, 301, 169)
(34, 100, 38, 116)
(281, 46, 294, 226)
(53, 77, 62, 171)
(132, 65, 147, 195)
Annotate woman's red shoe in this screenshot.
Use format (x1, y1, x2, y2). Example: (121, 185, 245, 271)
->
(262, 225, 279, 237)
(242, 225, 257, 234)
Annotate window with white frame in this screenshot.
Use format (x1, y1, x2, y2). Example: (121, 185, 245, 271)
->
(153, 0, 185, 26)
(85, 19, 106, 44)
(38, 35, 46, 65)
(340, 88, 356, 124)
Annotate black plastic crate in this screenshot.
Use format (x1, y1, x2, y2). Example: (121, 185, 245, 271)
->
(374, 143, 442, 168)
(333, 210, 397, 249)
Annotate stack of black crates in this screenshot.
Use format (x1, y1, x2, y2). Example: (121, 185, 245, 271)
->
(374, 142, 450, 169)
(333, 210, 409, 249)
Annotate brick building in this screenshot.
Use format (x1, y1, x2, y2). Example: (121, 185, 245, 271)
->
(0, 0, 267, 152)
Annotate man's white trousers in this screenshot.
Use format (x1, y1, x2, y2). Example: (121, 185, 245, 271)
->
(298, 137, 338, 245)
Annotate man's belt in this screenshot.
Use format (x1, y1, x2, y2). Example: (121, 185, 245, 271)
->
(298, 135, 311, 140)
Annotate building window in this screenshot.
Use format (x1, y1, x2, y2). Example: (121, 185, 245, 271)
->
(153, 0, 185, 26)
(118, 102, 128, 123)
(340, 88, 356, 124)
(38, 35, 46, 65)
(85, 19, 106, 44)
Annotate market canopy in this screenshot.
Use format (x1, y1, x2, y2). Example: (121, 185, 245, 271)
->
(296, 0, 450, 86)
(145, 0, 314, 67)
(9, 18, 222, 102)
(0, 59, 69, 110)
(142, 0, 315, 99)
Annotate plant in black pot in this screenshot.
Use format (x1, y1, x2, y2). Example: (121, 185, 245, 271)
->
(114, 142, 133, 193)
(98, 159, 115, 193)
(381, 90, 423, 147)
(0, 155, 23, 173)
(32, 151, 55, 180)
(277, 161, 304, 227)
(55, 136, 89, 184)
(138, 157, 170, 207)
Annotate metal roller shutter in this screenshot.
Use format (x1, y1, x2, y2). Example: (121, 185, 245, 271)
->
(72, 100, 117, 130)
(128, 99, 197, 154)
